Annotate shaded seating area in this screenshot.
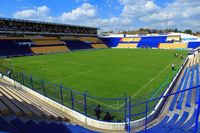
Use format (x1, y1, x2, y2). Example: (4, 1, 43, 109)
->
(0, 78, 72, 133)
(79, 37, 103, 43)
(0, 117, 71, 133)
(0, 75, 101, 133)
(0, 40, 32, 57)
(64, 40, 93, 50)
(0, 80, 71, 121)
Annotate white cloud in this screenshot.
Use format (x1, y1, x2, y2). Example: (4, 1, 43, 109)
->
(58, 3, 132, 30)
(13, 5, 54, 22)
(12, 0, 200, 31)
(59, 3, 96, 22)
(119, 0, 200, 31)
(120, 0, 160, 17)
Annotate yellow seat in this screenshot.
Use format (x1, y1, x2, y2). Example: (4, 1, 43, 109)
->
(120, 38, 141, 42)
(31, 46, 70, 54)
(117, 43, 138, 48)
(159, 43, 187, 49)
(32, 37, 64, 45)
(80, 37, 103, 43)
(91, 44, 108, 48)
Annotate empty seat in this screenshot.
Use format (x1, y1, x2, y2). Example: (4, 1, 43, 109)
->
(0, 117, 20, 133)
(159, 43, 187, 49)
(173, 112, 189, 128)
(176, 67, 191, 109)
(31, 46, 70, 54)
(169, 67, 188, 111)
(91, 44, 108, 48)
(186, 65, 195, 107)
(117, 43, 138, 48)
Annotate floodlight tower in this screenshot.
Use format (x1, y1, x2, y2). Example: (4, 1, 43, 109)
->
(165, 15, 169, 32)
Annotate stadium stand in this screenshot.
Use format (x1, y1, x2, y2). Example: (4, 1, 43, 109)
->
(166, 36, 181, 42)
(138, 53, 200, 133)
(117, 43, 138, 48)
(0, 40, 32, 57)
(91, 43, 108, 48)
(32, 38, 64, 45)
(31, 46, 70, 54)
(0, 17, 98, 36)
(64, 40, 93, 50)
(79, 37, 108, 49)
(79, 37, 102, 43)
(0, 74, 101, 133)
(0, 78, 70, 121)
(137, 36, 167, 48)
(159, 43, 187, 49)
(120, 38, 141, 43)
(188, 42, 200, 49)
(29, 37, 70, 54)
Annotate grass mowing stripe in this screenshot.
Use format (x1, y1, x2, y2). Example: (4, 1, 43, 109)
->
(6, 49, 187, 121)
(130, 57, 177, 99)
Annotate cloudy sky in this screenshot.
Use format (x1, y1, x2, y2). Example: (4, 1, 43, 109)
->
(0, 0, 200, 31)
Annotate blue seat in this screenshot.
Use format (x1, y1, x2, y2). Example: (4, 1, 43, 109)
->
(195, 64, 200, 104)
(137, 36, 167, 48)
(157, 116, 170, 126)
(172, 112, 189, 128)
(177, 67, 191, 109)
(168, 128, 183, 133)
(164, 114, 179, 127)
(10, 119, 26, 133)
(137, 116, 169, 133)
(186, 65, 195, 107)
(169, 68, 188, 111)
(66, 124, 99, 133)
(38, 122, 71, 133)
(64, 40, 93, 50)
(0, 117, 20, 133)
(188, 42, 200, 49)
(24, 120, 40, 133)
(139, 126, 168, 133)
(180, 109, 197, 129)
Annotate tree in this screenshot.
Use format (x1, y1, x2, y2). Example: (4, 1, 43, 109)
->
(174, 28, 178, 32)
(184, 29, 192, 34)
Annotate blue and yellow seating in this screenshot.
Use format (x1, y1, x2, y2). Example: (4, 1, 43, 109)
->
(117, 43, 138, 48)
(159, 43, 187, 49)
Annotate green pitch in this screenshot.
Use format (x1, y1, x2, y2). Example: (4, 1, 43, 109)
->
(10, 49, 186, 100)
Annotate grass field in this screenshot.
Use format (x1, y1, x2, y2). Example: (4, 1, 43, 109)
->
(9, 49, 186, 99)
(0, 48, 187, 121)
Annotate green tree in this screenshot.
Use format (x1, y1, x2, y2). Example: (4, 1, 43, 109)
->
(184, 29, 192, 34)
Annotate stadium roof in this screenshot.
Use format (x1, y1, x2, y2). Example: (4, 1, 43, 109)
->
(0, 17, 98, 30)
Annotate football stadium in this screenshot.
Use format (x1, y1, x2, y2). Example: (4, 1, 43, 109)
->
(0, 1, 200, 133)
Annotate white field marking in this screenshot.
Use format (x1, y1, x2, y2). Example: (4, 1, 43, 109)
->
(10, 60, 118, 110)
(3, 59, 13, 62)
(10, 61, 58, 75)
(86, 97, 118, 110)
(130, 58, 178, 99)
(117, 58, 179, 109)
(6, 61, 118, 110)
